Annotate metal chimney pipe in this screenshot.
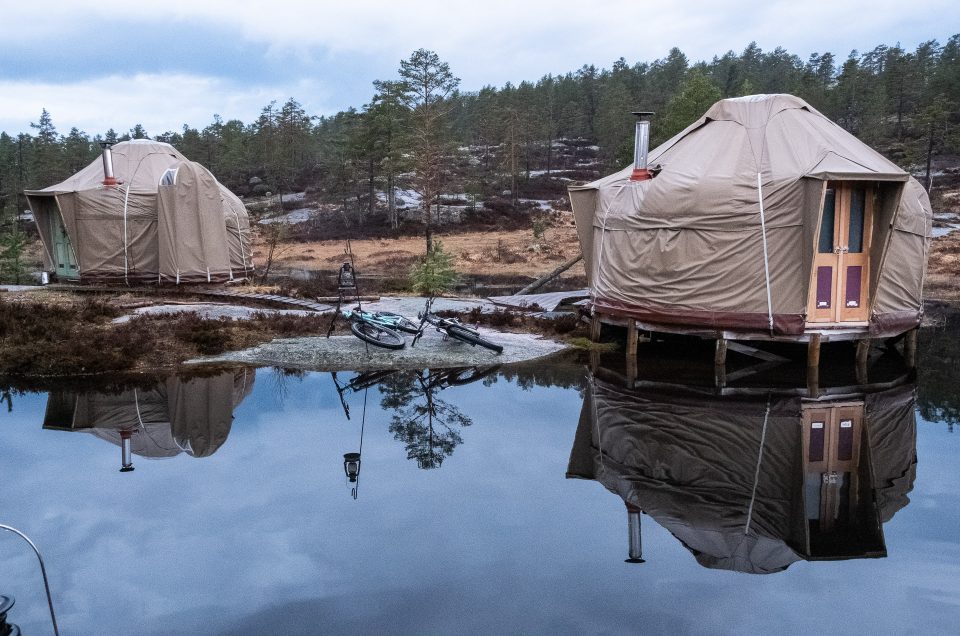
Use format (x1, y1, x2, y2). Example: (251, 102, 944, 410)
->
(99, 141, 118, 187)
(625, 504, 646, 563)
(630, 111, 655, 182)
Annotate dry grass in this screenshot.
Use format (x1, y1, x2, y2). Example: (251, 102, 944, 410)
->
(256, 213, 584, 280)
(925, 230, 960, 301)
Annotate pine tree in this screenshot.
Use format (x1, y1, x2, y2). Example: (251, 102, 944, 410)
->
(661, 70, 722, 139)
(396, 49, 460, 252)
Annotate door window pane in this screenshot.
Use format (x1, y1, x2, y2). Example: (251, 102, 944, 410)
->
(837, 420, 854, 460)
(849, 188, 865, 253)
(818, 188, 836, 253)
(809, 422, 825, 461)
(816, 267, 832, 309)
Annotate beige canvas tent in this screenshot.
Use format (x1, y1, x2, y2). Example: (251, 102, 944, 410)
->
(42, 369, 255, 462)
(25, 140, 253, 283)
(567, 374, 917, 573)
(570, 94, 933, 339)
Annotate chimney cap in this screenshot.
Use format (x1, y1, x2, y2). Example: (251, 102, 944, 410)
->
(632, 111, 655, 119)
(98, 141, 113, 149)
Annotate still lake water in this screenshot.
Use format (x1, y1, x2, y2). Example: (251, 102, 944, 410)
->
(2, 325, 960, 635)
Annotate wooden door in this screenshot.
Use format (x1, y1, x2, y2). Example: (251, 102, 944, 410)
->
(49, 208, 79, 279)
(801, 403, 864, 535)
(808, 183, 873, 324)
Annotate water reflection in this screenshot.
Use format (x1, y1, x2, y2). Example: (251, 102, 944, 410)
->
(332, 367, 497, 472)
(568, 367, 917, 573)
(41, 369, 254, 471)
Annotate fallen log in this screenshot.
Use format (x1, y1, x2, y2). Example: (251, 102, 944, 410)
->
(516, 253, 583, 295)
(315, 295, 380, 303)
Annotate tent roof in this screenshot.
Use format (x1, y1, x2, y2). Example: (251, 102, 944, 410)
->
(25, 140, 187, 195)
(571, 93, 908, 192)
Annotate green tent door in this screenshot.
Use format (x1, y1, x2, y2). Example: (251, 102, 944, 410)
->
(50, 209, 79, 279)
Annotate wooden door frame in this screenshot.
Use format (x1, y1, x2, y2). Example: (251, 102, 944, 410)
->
(800, 402, 865, 537)
(806, 182, 874, 326)
(50, 195, 80, 279)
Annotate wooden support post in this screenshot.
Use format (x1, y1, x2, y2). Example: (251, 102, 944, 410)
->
(904, 328, 918, 369)
(625, 354, 637, 389)
(589, 349, 600, 373)
(714, 363, 726, 391)
(590, 314, 601, 342)
(807, 333, 821, 397)
(856, 339, 870, 385)
(626, 320, 639, 356)
(714, 338, 728, 366)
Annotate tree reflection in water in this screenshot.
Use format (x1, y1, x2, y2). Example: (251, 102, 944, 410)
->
(378, 368, 494, 469)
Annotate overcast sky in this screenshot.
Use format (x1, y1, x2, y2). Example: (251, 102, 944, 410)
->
(1, 0, 956, 136)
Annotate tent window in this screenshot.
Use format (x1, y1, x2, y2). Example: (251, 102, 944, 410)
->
(848, 188, 866, 253)
(160, 167, 178, 186)
(818, 188, 835, 254)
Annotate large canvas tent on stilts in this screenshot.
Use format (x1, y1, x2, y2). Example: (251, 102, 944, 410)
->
(25, 140, 253, 284)
(570, 94, 933, 341)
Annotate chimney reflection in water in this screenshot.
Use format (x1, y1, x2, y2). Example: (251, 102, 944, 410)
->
(626, 503, 645, 564)
(119, 430, 134, 472)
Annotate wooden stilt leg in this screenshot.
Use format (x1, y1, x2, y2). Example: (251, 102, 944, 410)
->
(714, 362, 726, 391)
(714, 337, 728, 392)
(589, 349, 600, 373)
(714, 338, 728, 366)
(904, 328, 918, 369)
(625, 354, 637, 389)
(626, 320, 638, 356)
(807, 333, 821, 397)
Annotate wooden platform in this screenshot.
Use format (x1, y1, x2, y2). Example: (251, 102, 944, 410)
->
(586, 309, 919, 396)
(587, 311, 870, 344)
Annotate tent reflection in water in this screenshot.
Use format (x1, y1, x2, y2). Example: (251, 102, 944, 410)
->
(42, 369, 254, 469)
(567, 375, 917, 574)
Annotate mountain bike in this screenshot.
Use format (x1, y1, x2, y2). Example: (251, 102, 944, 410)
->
(412, 297, 504, 353)
(343, 308, 410, 350)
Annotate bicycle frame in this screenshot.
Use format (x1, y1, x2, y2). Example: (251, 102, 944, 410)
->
(412, 297, 481, 347)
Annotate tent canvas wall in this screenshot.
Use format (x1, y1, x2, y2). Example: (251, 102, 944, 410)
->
(570, 94, 933, 338)
(25, 140, 253, 283)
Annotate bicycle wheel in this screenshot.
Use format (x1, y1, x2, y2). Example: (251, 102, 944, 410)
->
(444, 365, 500, 385)
(446, 325, 503, 353)
(351, 320, 406, 349)
(375, 312, 421, 334)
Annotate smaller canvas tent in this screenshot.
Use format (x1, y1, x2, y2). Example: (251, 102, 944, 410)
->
(570, 94, 933, 338)
(25, 140, 253, 283)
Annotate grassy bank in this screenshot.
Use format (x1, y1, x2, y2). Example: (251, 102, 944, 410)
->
(0, 299, 335, 379)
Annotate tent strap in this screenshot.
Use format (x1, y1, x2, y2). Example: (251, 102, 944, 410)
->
(122, 184, 132, 285)
(133, 388, 145, 431)
(744, 395, 771, 535)
(757, 172, 774, 333)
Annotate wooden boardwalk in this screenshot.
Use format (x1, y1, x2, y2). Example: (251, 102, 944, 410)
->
(47, 285, 333, 313)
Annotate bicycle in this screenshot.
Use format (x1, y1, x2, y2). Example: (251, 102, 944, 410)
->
(342, 308, 411, 350)
(412, 297, 504, 354)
